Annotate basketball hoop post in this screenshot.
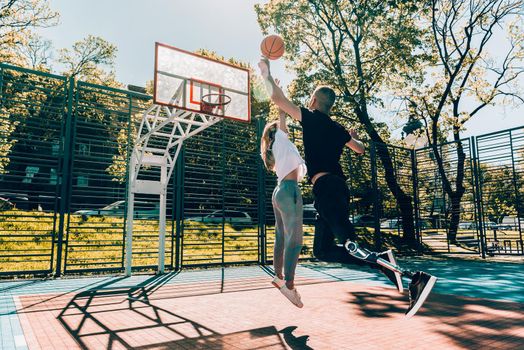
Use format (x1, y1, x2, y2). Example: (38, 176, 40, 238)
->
(124, 104, 221, 276)
(125, 43, 249, 276)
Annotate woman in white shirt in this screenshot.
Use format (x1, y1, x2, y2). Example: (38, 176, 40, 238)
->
(260, 110, 307, 308)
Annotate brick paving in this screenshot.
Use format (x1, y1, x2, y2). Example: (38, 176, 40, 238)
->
(1, 259, 523, 349)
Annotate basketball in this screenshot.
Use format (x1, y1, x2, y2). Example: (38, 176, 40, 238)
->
(260, 35, 285, 60)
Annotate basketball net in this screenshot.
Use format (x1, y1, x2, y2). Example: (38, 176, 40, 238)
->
(124, 103, 224, 276)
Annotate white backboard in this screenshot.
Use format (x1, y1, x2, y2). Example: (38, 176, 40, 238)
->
(154, 43, 251, 122)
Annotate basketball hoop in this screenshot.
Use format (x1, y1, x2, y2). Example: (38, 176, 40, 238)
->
(126, 44, 249, 277)
(201, 93, 231, 115)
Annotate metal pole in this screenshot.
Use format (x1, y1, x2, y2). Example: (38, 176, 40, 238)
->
(158, 164, 167, 274)
(347, 147, 354, 224)
(0, 64, 4, 103)
(468, 139, 482, 256)
(55, 76, 75, 277)
(509, 131, 523, 245)
(411, 148, 421, 248)
(370, 142, 382, 250)
(169, 167, 176, 270)
(471, 137, 486, 258)
(221, 122, 226, 264)
(256, 116, 267, 264)
(440, 143, 451, 253)
(174, 147, 185, 270)
(125, 155, 135, 276)
(121, 95, 133, 270)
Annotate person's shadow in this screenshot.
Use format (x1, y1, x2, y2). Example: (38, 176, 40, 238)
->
(279, 326, 313, 350)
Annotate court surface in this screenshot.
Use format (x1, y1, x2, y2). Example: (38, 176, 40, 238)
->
(1, 258, 523, 349)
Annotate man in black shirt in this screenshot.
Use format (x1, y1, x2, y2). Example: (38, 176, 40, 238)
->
(259, 58, 437, 317)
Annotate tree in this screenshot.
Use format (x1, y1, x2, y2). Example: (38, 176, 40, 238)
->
(256, 0, 428, 241)
(15, 33, 53, 69)
(0, 0, 58, 65)
(404, 0, 524, 242)
(58, 35, 119, 86)
(479, 164, 518, 223)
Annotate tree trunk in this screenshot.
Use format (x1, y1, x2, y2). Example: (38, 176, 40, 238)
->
(399, 193, 416, 243)
(336, 37, 417, 243)
(373, 143, 416, 242)
(448, 193, 461, 243)
(430, 129, 467, 245)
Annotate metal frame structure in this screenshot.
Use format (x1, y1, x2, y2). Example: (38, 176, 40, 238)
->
(125, 105, 221, 276)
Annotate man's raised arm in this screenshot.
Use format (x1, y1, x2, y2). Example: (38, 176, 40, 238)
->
(258, 58, 301, 122)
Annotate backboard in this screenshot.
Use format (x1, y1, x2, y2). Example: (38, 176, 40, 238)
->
(154, 42, 251, 122)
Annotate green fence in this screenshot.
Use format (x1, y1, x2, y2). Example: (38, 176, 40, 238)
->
(475, 127, 524, 255)
(0, 64, 68, 276)
(0, 63, 523, 278)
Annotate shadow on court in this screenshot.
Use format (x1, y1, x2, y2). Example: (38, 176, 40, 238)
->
(7, 260, 524, 349)
(399, 258, 524, 303)
(53, 274, 292, 349)
(350, 289, 524, 350)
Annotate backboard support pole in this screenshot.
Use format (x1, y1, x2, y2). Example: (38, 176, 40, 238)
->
(125, 104, 220, 276)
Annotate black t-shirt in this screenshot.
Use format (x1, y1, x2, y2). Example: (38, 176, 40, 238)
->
(299, 107, 351, 181)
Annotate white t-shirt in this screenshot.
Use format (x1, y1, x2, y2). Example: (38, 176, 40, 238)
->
(272, 129, 307, 183)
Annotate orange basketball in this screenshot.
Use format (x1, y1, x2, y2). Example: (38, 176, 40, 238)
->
(261, 35, 285, 60)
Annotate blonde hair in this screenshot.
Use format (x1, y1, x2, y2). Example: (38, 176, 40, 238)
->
(260, 121, 278, 171)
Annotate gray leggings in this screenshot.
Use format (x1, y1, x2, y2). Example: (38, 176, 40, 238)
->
(272, 180, 304, 282)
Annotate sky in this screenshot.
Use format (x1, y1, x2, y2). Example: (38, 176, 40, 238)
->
(36, 0, 523, 139)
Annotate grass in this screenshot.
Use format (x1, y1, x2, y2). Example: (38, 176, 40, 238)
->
(0, 209, 317, 274)
(1, 210, 521, 275)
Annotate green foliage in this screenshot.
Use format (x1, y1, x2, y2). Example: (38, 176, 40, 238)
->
(0, 0, 59, 66)
(59, 35, 119, 86)
(256, 0, 428, 133)
(0, 66, 68, 175)
(405, 0, 524, 137)
(478, 164, 520, 222)
(14, 33, 53, 70)
(256, 0, 430, 241)
(400, 0, 524, 239)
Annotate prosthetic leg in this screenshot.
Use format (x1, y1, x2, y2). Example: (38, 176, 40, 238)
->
(343, 241, 413, 278)
(344, 240, 438, 318)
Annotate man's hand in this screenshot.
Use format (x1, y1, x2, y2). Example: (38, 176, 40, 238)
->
(346, 128, 365, 154)
(257, 58, 302, 122)
(258, 57, 270, 79)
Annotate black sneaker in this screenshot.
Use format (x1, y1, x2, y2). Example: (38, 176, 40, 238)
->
(378, 250, 403, 293)
(405, 271, 437, 318)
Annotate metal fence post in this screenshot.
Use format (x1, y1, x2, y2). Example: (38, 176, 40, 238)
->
(55, 76, 75, 276)
(220, 122, 226, 264)
(411, 149, 422, 248)
(509, 131, 523, 242)
(471, 137, 486, 258)
(256, 116, 267, 264)
(370, 142, 382, 250)
(0, 64, 3, 102)
(174, 147, 185, 270)
(122, 95, 133, 271)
